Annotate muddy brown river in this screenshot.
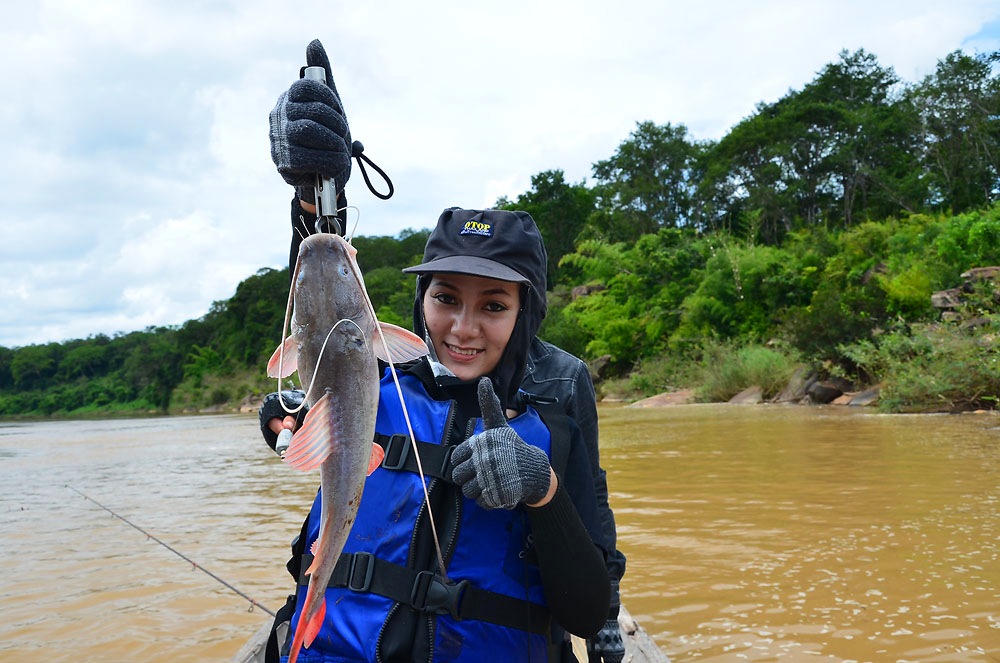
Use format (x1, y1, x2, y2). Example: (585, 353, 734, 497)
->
(1, 405, 997, 661)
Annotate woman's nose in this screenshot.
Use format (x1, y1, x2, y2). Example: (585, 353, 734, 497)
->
(450, 308, 478, 336)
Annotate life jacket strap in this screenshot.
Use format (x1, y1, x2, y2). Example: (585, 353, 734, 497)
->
(299, 552, 551, 636)
(375, 433, 455, 482)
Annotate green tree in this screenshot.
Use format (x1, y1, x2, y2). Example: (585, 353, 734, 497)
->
(560, 229, 708, 369)
(353, 229, 430, 274)
(496, 169, 595, 286)
(10, 343, 62, 390)
(212, 267, 289, 366)
(122, 328, 184, 411)
(698, 50, 921, 243)
(931, 205, 1000, 270)
(353, 228, 430, 327)
(183, 345, 224, 385)
(673, 240, 810, 343)
(364, 265, 418, 327)
(56, 336, 112, 381)
(697, 103, 790, 243)
(589, 121, 703, 242)
(910, 50, 1000, 213)
(0, 347, 12, 390)
(797, 49, 924, 225)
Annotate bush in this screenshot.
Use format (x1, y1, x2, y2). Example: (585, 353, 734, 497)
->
(207, 386, 231, 406)
(839, 317, 1000, 412)
(693, 340, 802, 402)
(559, 230, 709, 370)
(538, 287, 590, 360)
(627, 353, 700, 395)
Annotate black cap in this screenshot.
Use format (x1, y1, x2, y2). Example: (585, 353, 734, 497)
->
(403, 208, 547, 301)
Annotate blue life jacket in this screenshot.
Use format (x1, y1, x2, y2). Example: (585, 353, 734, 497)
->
(286, 365, 555, 662)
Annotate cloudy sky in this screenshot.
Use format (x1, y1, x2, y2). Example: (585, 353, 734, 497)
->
(2, 1, 999, 348)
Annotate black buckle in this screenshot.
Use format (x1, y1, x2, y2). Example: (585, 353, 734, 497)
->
(380, 434, 411, 470)
(348, 552, 375, 592)
(410, 571, 469, 620)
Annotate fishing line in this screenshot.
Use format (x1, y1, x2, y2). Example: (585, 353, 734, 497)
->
(342, 205, 361, 241)
(66, 485, 275, 617)
(280, 317, 363, 415)
(372, 316, 450, 580)
(342, 216, 450, 577)
(275, 231, 450, 578)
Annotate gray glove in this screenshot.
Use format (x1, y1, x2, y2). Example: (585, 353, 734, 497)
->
(586, 618, 625, 663)
(269, 39, 353, 202)
(451, 378, 551, 510)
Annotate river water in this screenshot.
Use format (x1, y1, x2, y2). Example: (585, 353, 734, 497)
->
(0, 405, 997, 662)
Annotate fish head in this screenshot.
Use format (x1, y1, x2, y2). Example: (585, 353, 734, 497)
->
(291, 234, 370, 332)
(289, 234, 378, 389)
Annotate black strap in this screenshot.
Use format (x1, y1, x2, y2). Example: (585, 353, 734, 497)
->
(299, 552, 551, 636)
(264, 594, 297, 663)
(351, 140, 394, 200)
(374, 409, 569, 483)
(375, 433, 455, 481)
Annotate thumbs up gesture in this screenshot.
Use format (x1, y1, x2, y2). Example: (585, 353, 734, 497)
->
(451, 378, 554, 510)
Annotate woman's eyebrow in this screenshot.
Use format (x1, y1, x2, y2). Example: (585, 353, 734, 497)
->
(429, 279, 516, 298)
(480, 287, 517, 297)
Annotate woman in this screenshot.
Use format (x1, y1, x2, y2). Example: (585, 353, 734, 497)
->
(263, 207, 611, 662)
(264, 40, 612, 660)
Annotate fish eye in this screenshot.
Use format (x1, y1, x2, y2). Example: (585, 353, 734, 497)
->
(339, 265, 349, 277)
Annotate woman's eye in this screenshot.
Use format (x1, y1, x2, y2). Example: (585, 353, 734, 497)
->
(431, 293, 456, 305)
(485, 302, 509, 313)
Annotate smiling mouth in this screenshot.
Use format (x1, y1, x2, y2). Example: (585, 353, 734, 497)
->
(444, 342, 482, 357)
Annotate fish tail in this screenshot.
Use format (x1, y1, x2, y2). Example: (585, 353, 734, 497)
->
(287, 592, 327, 663)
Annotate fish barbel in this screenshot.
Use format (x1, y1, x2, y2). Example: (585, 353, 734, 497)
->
(266, 232, 427, 663)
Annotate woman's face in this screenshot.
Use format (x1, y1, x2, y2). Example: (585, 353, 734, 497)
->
(422, 273, 521, 381)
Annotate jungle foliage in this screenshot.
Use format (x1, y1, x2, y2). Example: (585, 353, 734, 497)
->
(2, 48, 999, 416)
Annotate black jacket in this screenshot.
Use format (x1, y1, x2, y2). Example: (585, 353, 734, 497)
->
(522, 339, 626, 609)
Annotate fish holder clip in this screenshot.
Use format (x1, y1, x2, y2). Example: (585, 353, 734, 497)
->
(304, 64, 343, 236)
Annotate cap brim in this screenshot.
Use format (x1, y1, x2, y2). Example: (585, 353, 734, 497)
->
(402, 256, 530, 284)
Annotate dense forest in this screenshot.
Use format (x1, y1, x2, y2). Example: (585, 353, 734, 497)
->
(2, 48, 998, 417)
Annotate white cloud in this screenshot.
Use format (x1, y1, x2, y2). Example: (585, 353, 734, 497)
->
(0, 0, 998, 347)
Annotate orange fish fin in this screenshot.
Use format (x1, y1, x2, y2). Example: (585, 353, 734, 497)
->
(286, 595, 326, 663)
(266, 337, 298, 378)
(301, 597, 326, 649)
(287, 626, 305, 663)
(282, 393, 334, 472)
(367, 442, 385, 476)
(304, 537, 321, 578)
(375, 323, 429, 363)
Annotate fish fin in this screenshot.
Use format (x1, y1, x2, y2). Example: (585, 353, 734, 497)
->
(266, 337, 298, 378)
(282, 393, 334, 472)
(287, 626, 305, 663)
(374, 323, 429, 363)
(286, 596, 326, 663)
(301, 597, 326, 649)
(368, 442, 385, 476)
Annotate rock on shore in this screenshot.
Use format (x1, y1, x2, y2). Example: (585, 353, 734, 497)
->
(622, 369, 881, 408)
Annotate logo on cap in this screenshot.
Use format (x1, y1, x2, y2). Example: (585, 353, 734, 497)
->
(460, 220, 492, 237)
